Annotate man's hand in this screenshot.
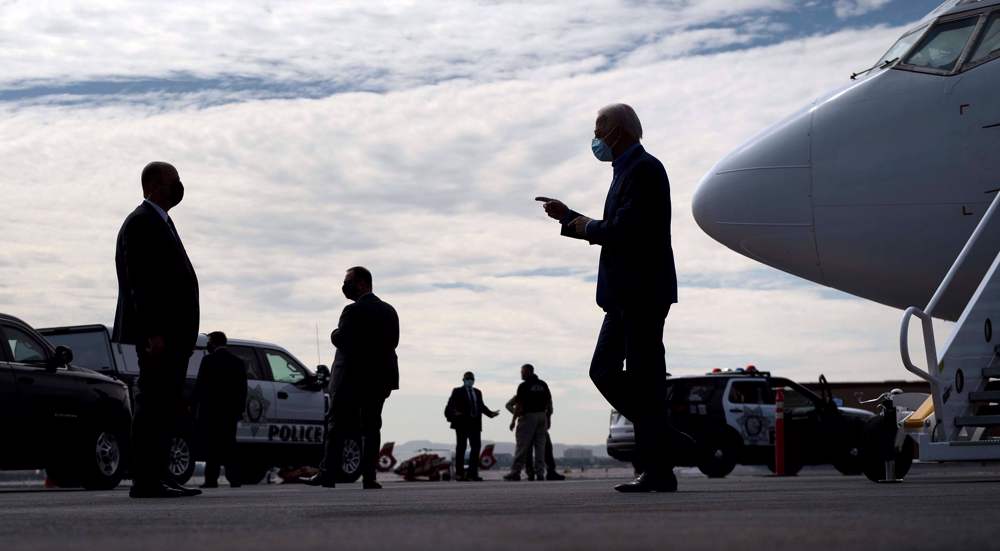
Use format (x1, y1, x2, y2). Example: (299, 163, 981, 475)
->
(488, 409, 500, 418)
(146, 335, 166, 356)
(536, 197, 569, 221)
(568, 215, 592, 237)
(509, 419, 516, 431)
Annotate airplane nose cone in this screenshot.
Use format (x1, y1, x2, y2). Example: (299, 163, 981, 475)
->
(692, 109, 822, 281)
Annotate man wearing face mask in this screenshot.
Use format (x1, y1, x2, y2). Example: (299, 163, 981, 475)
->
(445, 372, 500, 481)
(113, 161, 201, 498)
(536, 104, 687, 493)
(311, 266, 399, 489)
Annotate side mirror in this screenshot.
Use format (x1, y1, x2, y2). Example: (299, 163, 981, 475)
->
(50, 345, 74, 369)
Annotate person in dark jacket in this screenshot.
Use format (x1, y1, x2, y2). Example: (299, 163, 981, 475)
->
(311, 266, 399, 489)
(537, 104, 688, 493)
(504, 364, 552, 481)
(113, 161, 201, 499)
(194, 331, 248, 489)
(445, 372, 499, 481)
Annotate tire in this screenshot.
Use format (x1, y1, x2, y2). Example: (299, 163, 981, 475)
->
(335, 435, 363, 483)
(833, 444, 864, 476)
(47, 425, 128, 490)
(166, 434, 196, 486)
(697, 428, 741, 478)
(861, 416, 915, 482)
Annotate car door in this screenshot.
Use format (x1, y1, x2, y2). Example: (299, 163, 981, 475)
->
(723, 379, 775, 448)
(227, 345, 277, 445)
(1, 322, 82, 463)
(260, 348, 325, 446)
(0, 331, 25, 467)
(770, 379, 831, 462)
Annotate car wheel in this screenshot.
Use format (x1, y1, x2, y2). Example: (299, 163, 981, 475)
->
(860, 417, 915, 482)
(47, 425, 128, 490)
(336, 435, 363, 483)
(166, 434, 195, 486)
(833, 444, 864, 476)
(697, 428, 740, 478)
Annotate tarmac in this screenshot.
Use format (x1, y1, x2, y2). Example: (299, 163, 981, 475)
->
(2, 464, 1000, 551)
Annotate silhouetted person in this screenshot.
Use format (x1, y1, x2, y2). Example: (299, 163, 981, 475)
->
(445, 372, 499, 481)
(312, 267, 399, 489)
(504, 364, 551, 481)
(537, 104, 686, 493)
(113, 161, 201, 499)
(194, 331, 247, 489)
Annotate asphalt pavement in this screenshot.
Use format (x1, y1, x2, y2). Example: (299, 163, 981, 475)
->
(2, 465, 1000, 550)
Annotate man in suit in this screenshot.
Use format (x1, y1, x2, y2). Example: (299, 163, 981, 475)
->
(445, 372, 499, 481)
(193, 331, 247, 489)
(113, 161, 201, 498)
(537, 104, 686, 493)
(312, 266, 399, 489)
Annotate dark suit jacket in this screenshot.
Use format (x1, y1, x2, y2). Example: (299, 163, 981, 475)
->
(194, 348, 248, 423)
(112, 201, 200, 352)
(562, 145, 677, 311)
(445, 387, 492, 432)
(328, 293, 400, 401)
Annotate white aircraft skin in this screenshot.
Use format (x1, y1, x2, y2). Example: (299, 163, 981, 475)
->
(693, 0, 1000, 321)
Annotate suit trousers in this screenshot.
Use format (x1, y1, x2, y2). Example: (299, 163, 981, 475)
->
(321, 395, 386, 484)
(589, 306, 681, 476)
(510, 412, 547, 477)
(454, 427, 481, 477)
(132, 348, 190, 486)
(199, 418, 238, 484)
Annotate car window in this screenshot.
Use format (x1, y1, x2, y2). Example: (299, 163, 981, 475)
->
(229, 346, 265, 381)
(965, 12, 1000, 68)
(772, 384, 815, 409)
(42, 331, 113, 371)
(728, 381, 771, 405)
(904, 16, 980, 72)
(3, 325, 50, 364)
(264, 350, 305, 384)
(683, 382, 717, 403)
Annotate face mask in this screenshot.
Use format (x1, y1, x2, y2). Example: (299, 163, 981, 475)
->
(168, 181, 185, 208)
(463, 379, 474, 388)
(592, 137, 614, 162)
(342, 283, 355, 300)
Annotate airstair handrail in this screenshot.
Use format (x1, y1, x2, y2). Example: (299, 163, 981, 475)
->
(925, 192, 1000, 317)
(900, 306, 938, 384)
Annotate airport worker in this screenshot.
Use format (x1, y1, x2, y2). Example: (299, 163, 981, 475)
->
(445, 371, 500, 481)
(536, 104, 685, 493)
(504, 395, 563, 480)
(193, 331, 248, 489)
(503, 364, 550, 481)
(311, 266, 399, 489)
(113, 161, 201, 499)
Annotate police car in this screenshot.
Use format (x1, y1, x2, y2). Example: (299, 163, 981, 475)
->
(39, 324, 362, 485)
(607, 368, 874, 477)
(1, 314, 132, 490)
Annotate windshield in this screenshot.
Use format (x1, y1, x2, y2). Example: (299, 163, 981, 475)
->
(877, 25, 929, 67)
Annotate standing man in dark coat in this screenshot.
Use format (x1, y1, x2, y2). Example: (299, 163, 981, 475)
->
(445, 371, 499, 481)
(537, 104, 686, 493)
(193, 331, 247, 489)
(311, 266, 399, 489)
(113, 161, 201, 498)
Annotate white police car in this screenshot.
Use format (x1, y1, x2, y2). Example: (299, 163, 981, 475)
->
(1, 314, 132, 490)
(40, 324, 362, 485)
(607, 368, 874, 477)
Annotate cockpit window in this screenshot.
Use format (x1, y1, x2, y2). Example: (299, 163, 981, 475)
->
(965, 12, 1000, 68)
(904, 16, 980, 72)
(877, 25, 928, 67)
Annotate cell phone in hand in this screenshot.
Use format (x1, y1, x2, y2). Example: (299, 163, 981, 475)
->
(535, 196, 555, 203)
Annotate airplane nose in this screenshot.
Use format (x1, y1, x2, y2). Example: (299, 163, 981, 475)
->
(692, 109, 822, 281)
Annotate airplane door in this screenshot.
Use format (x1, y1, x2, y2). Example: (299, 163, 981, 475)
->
(723, 380, 775, 447)
(260, 348, 326, 446)
(227, 345, 277, 445)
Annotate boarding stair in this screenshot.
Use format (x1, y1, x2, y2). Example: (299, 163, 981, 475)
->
(899, 191, 1000, 461)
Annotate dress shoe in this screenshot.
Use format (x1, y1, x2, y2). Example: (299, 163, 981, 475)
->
(129, 482, 186, 498)
(304, 475, 335, 488)
(163, 480, 202, 496)
(466, 475, 484, 482)
(614, 472, 677, 493)
(546, 472, 566, 481)
(362, 480, 382, 490)
(199, 481, 218, 489)
(502, 472, 521, 481)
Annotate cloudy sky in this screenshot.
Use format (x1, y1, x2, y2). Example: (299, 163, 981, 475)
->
(1, 0, 947, 445)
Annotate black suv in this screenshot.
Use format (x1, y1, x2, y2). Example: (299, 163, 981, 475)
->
(0, 314, 132, 489)
(607, 370, 874, 477)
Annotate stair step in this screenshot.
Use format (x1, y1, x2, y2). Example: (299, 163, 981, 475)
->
(984, 367, 1000, 378)
(947, 439, 1000, 446)
(956, 415, 1000, 427)
(970, 391, 1000, 402)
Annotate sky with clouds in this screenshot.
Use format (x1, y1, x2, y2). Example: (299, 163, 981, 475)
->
(0, 0, 949, 445)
